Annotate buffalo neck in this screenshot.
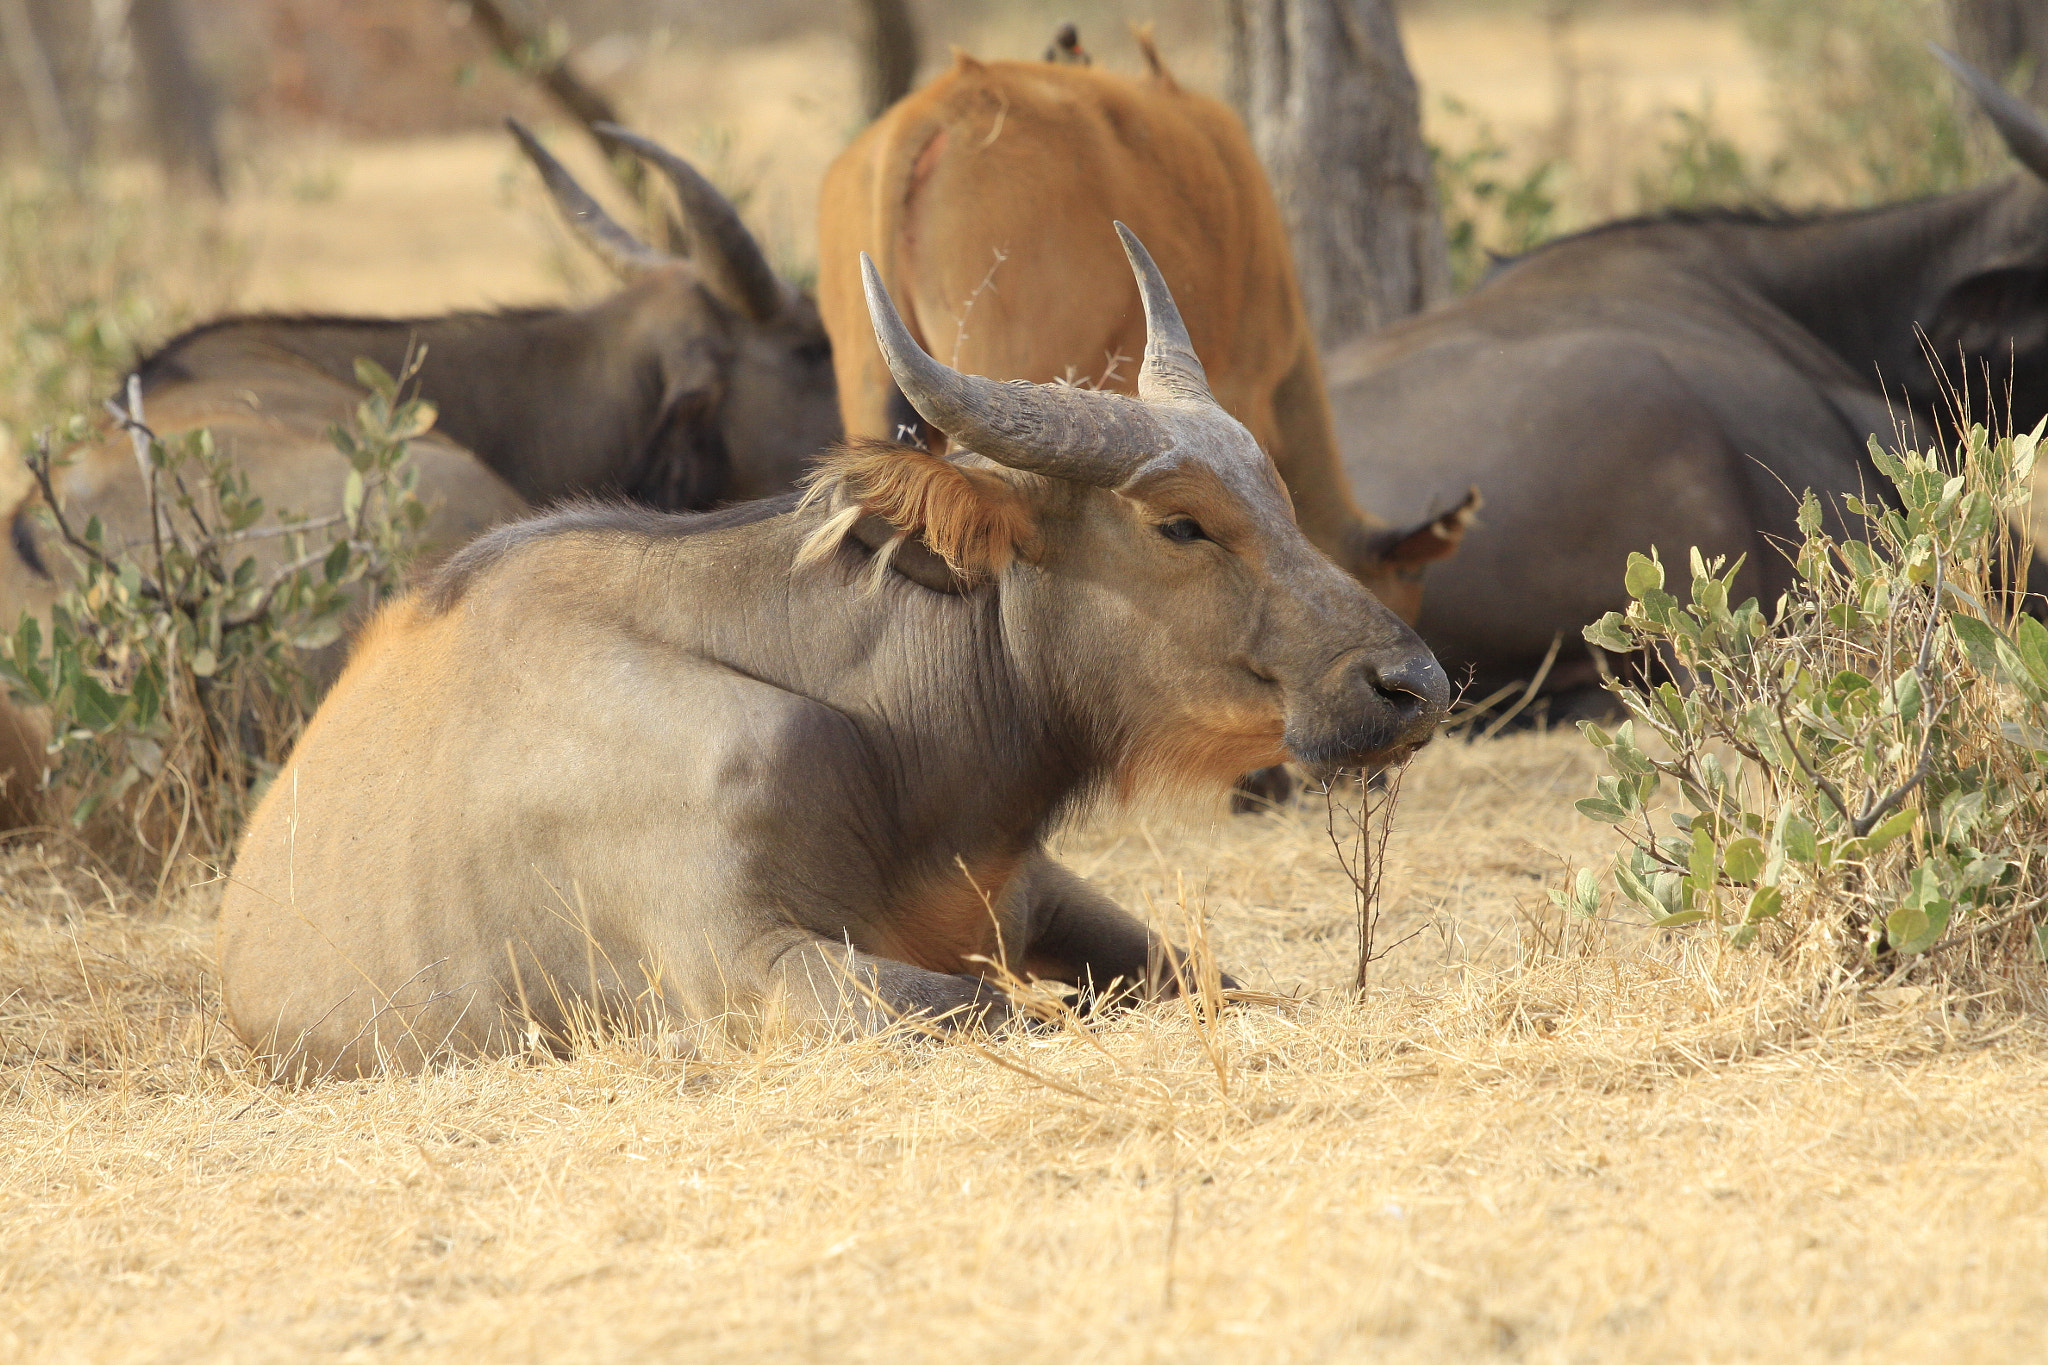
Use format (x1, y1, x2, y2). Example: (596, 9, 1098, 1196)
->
(147, 299, 673, 505)
(1711, 182, 2031, 405)
(629, 513, 1105, 882)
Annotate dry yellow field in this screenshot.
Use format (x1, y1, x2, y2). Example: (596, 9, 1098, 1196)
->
(221, 4, 1784, 316)
(7, 6, 2045, 1362)
(5, 732, 2046, 1364)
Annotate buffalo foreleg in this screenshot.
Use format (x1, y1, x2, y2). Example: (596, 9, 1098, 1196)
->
(758, 931, 1011, 1034)
(1017, 858, 1241, 1004)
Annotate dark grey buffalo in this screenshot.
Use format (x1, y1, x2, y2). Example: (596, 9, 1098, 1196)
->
(0, 123, 839, 831)
(123, 121, 840, 512)
(1330, 50, 2048, 698)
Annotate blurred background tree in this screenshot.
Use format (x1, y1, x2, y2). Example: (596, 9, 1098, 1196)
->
(1226, 0, 1451, 351)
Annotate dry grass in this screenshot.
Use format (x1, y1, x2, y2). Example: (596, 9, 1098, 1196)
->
(5, 730, 2047, 1363)
(6, 9, 2044, 1359)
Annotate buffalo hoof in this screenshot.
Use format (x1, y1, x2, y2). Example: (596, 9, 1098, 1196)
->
(1231, 765, 1297, 814)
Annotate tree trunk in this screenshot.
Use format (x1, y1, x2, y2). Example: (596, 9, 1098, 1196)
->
(0, 0, 74, 168)
(1950, 0, 2048, 106)
(1226, 0, 1451, 352)
(854, 0, 919, 120)
(128, 0, 223, 196)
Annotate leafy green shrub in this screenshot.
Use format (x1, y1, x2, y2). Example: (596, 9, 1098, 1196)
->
(1742, 0, 1998, 202)
(1560, 420, 2048, 974)
(0, 359, 432, 875)
(1633, 98, 1785, 211)
(1432, 96, 1561, 293)
(1, 177, 237, 451)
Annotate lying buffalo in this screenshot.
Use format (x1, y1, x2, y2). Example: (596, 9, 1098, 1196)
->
(216, 227, 1449, 1079)
(0, 122, 839, 831)
(1330, 49, 2048, 698)
(110, 120, 839, 514)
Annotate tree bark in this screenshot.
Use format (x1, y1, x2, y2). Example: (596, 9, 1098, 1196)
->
(1950, 0, 2048, 106)
(1227, 0, 1451, 351)
(127, 0, 223, 196)
(0, 0, 74, 168)
(854, 0, 919, 120)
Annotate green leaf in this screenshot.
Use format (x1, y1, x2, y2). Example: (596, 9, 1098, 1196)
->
(323, 538, 352, 586)
(353, 356, 397, 396)
(189, 647, 217, 679)
(1781, 814, 1818, 864)
(1840, 807, 1918, 863)
(1689, 824, 1716, 886)
(2014, 616, 2048, 692)
(1796, 491, 1822, 535)
(69, 674, 124, 732)
(1891, 668, 1923, 725)
(343, 468, 365, 524)
(291, 619, 345, 652)
(1650, 910, 1709, 928)
(1583, 612, 1633, 653)
(1608, 721, 1654, 777)
(1559, 867, 1600, 919)
(1744, 885, 1784, 924)
(1949, 613, 2008, 677)
(390, 400, 437, 442)
(2034, 923, 2048, 964)
(1885, 900, 1950, 955)
(1940, 790, 1986, 843)
(1613, 859, 1660, 910)
(1575, 797, 1629, 824)
(1624, 551, 1664, 599)
(1722, 836, 1765, 885)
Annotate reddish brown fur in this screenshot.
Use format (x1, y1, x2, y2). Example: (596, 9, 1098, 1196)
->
(866, 854, 1025, 978)
(817, 53, 1400, 592)
(813, 439, 1037, 579)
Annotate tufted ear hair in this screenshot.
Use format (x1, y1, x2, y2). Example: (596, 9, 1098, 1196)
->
(799, 439, 1039, 589)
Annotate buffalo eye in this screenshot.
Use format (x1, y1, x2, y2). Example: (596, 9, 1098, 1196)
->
(1158, 517, 1208, 544)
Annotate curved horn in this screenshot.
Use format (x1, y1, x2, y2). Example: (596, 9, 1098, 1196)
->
(1114, 222, 1214, 406)
(594, 122, 785, 323)
(1932, 44, 2048, 181)
(505, 118, 668, 282)
(859, 253, 1170, 486)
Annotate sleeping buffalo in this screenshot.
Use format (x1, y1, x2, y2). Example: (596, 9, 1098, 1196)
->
(1330, 48, 2048, 699)
(0, 123, 839, 830)
(215, 227, 1449, 1079)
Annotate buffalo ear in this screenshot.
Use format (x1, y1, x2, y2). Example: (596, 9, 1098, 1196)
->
(1364, 485, 1482, 572)
(809, 438, 1039, 589)
(624, 381, 729, 510)
(1929, 266, 2048, 362)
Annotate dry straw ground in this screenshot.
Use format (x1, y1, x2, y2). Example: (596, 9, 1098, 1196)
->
(7, 6, 2046, 1360)
(6, 732, 2047, 1363)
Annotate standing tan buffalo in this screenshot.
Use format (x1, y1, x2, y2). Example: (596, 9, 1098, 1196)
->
(216, 228, 1449, 1080)
(816, 43, 1475, 621)
(0, 123, 840, 830)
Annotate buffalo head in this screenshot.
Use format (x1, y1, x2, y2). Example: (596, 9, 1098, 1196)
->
(832, 225, 1450, 783)
(1917, 49, 2048, 426)
(508, 120, 838, 501)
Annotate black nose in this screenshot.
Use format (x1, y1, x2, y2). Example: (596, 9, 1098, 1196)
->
(1364, 653, 1450, 726)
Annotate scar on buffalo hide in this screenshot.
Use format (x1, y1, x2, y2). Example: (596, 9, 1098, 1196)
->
(799, 439, 1037, 588)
